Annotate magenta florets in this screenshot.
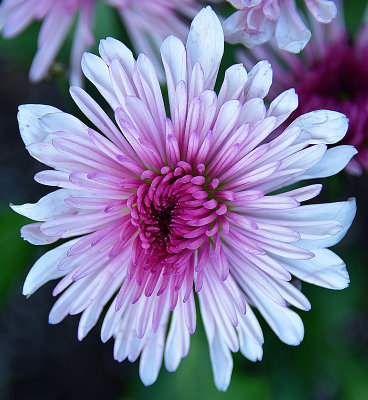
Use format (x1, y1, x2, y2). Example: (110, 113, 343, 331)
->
(125, 161, 231, 301)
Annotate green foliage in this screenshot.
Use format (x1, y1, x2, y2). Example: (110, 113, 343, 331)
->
(0, 207, 32, 302)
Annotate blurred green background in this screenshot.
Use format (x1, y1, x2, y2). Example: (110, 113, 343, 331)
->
(1, 1, 368, 399)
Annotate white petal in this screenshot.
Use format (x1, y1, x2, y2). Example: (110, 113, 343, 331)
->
(29, 8, 73, 82)
(186, 6, 224, 87)
(249, 285, 304, 345)
(243, 60, 272, 100)
(25, 142, 64, 168)
(164, 301, 190, 372)
(39, 111, 88, 136)
(209, 333, 233, 392)
(237, 331, 263, 362)
(10, 189, 78, 221)
(101, 292, 134, 343)
(135, 53, 166, 135)
(237, 303, 264, 348)
(266, 88, 298, 123)
(300, 145, 358, 180)
(78, 270, 124, 340)
(218, 63, 248, 105)
(161, 35, 187, 88)
(236, 304, 263, 362)
(275, 0, 311, 52)
(99, 37, 135, 73)
(271, 279, 311, 310)
(227, 0, 248, 7)
(23, 240, 76, 296)
(139, 323, 166, 386)
(17, 104, 61, 146)
(296, 198, 356, 249)
(213, 100, 242, 141)
(78, 301, 103, 341)
(279, 248, 349, 289)
(0, 1, 33, 37)
(34, 170, 73, 188)
(223, 9, 273, 48)
(240, 98, 266, 124)
(81, 52, 119, 110)
(306, 0, 337, 23)
(161, 35, 187, 119)
(290, 110, 349, 144)
(282, 144, 327, 171)
(69, 6, 94, 87)
(277, 184, 322, 202)
(20, 222, 61, 245)
(69, 86, 131, 152)
(48, 276, 95, 324)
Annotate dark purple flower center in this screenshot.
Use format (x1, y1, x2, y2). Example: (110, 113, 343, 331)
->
(298, 43, 368, 103)
(156, 203, 175, 238)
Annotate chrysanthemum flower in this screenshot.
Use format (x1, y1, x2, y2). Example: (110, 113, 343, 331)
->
(238, 2, 368, 175)
(223, 0, 337, 52)
(12, 6, 356, 391)
(0, 0, 201, 85)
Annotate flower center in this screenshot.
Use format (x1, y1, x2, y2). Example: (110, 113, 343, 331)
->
(128, 161, 227, 255)
(300, 43, 368, 102)
(125, 161, 232, 299)
(156, 203, 175, 238)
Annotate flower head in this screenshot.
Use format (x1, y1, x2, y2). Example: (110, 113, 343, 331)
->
(13, 7, 356, 391)
(0, 0, 202, 85)
(238, 2, 368, 174)
(223, 0, 337, 52)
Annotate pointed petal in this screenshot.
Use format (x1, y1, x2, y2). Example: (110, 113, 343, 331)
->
(186, 6, 224, 87)
(17, 104, 61, 145)
(23, 240, 76, 296)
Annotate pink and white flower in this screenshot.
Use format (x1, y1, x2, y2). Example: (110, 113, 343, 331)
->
(0, 0, 201, 85)
(238, 2, 368, 174)
(223, 0, 337, 52)
(12, 7, 356, 391)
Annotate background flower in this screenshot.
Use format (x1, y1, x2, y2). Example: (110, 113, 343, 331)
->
(0, 0, 204, 85)
(238, 1, 368, 175)
(223, 0, 337, 52)
(10, 6, 356, 391)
